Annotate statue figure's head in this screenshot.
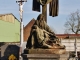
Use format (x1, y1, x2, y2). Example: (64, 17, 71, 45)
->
(36, 14, 45, 29)
(37, 14, 44, 21)
(32, 25, 38, 29)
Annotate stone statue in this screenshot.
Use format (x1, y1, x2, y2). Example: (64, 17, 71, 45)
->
(26, 14, 65, 49)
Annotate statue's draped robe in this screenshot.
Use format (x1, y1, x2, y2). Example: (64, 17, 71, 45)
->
(32, 0, 59, 17)
(49, 0, 59, 17)
(26, 14, 56, 49)
(34, 19, 55, 34)
(32, 0, 40, 12)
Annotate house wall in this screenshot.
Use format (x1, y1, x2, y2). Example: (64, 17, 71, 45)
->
(61, 38, 80, 51)
(0, 15, 20, 42)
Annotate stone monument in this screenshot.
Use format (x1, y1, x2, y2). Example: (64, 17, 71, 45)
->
(22, 0, 69, 60)
(26, 14, 65, 49)
(22, 14, 69, 60)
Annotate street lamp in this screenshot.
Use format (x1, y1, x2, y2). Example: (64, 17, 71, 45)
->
(16, 0, 27, 59)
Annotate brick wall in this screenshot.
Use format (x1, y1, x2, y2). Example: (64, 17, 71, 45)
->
(24, 19, 35, 41)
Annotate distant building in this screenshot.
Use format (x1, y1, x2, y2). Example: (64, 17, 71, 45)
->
(0, 13, 20, 42)
(24, 18, 35, 41)
(56, 34, 80, 51)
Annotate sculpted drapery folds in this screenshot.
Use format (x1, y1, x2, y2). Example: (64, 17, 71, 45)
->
(32, 0, 40, 12)
(34, 14, 56, 36)
(49, 0, 59, 17)
(26, 14, 61, 49)
(32, 0, 59, 17)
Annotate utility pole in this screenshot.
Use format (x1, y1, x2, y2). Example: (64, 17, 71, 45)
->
(74, 38, 78, 60)
(16, 0, 27, 59)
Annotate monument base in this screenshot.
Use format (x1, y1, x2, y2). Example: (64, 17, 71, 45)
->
(24, 49, 66, 54)
(22, 49, 69, 60)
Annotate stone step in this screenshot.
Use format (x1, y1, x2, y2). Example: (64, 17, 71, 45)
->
(22, 54, 59, 59)
(22, 53, 69, 60)
(22, 54, 59, 60)
(24, 49, 66, 54)
(22, 49, 69, 60)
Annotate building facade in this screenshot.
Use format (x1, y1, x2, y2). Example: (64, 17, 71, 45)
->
(0, 13, 20, 42)
(56, 34, 80, 52)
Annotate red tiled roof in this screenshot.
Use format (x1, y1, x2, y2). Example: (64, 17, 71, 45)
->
(23, 18, 35, 41)
(56, 34, 80, 39)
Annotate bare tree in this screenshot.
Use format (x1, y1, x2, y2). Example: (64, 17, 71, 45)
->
(64, 10, 80, 34)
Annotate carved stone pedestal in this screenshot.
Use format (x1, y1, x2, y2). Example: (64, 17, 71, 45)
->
(22, 49, 69, 60)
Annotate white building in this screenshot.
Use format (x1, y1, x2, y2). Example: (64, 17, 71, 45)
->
(56, 34, 80, 52)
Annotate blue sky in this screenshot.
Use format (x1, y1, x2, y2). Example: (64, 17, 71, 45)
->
(0, 0, 80, 34)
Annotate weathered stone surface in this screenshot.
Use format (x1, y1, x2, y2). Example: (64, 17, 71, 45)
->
(22, 51, 69, 60)
(22, 54, 59, 59)
(22, 54, 59, 60)
(24, 49, 66, 55)
(23, 11, 66, 60)
(26, 14, 65, 49)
